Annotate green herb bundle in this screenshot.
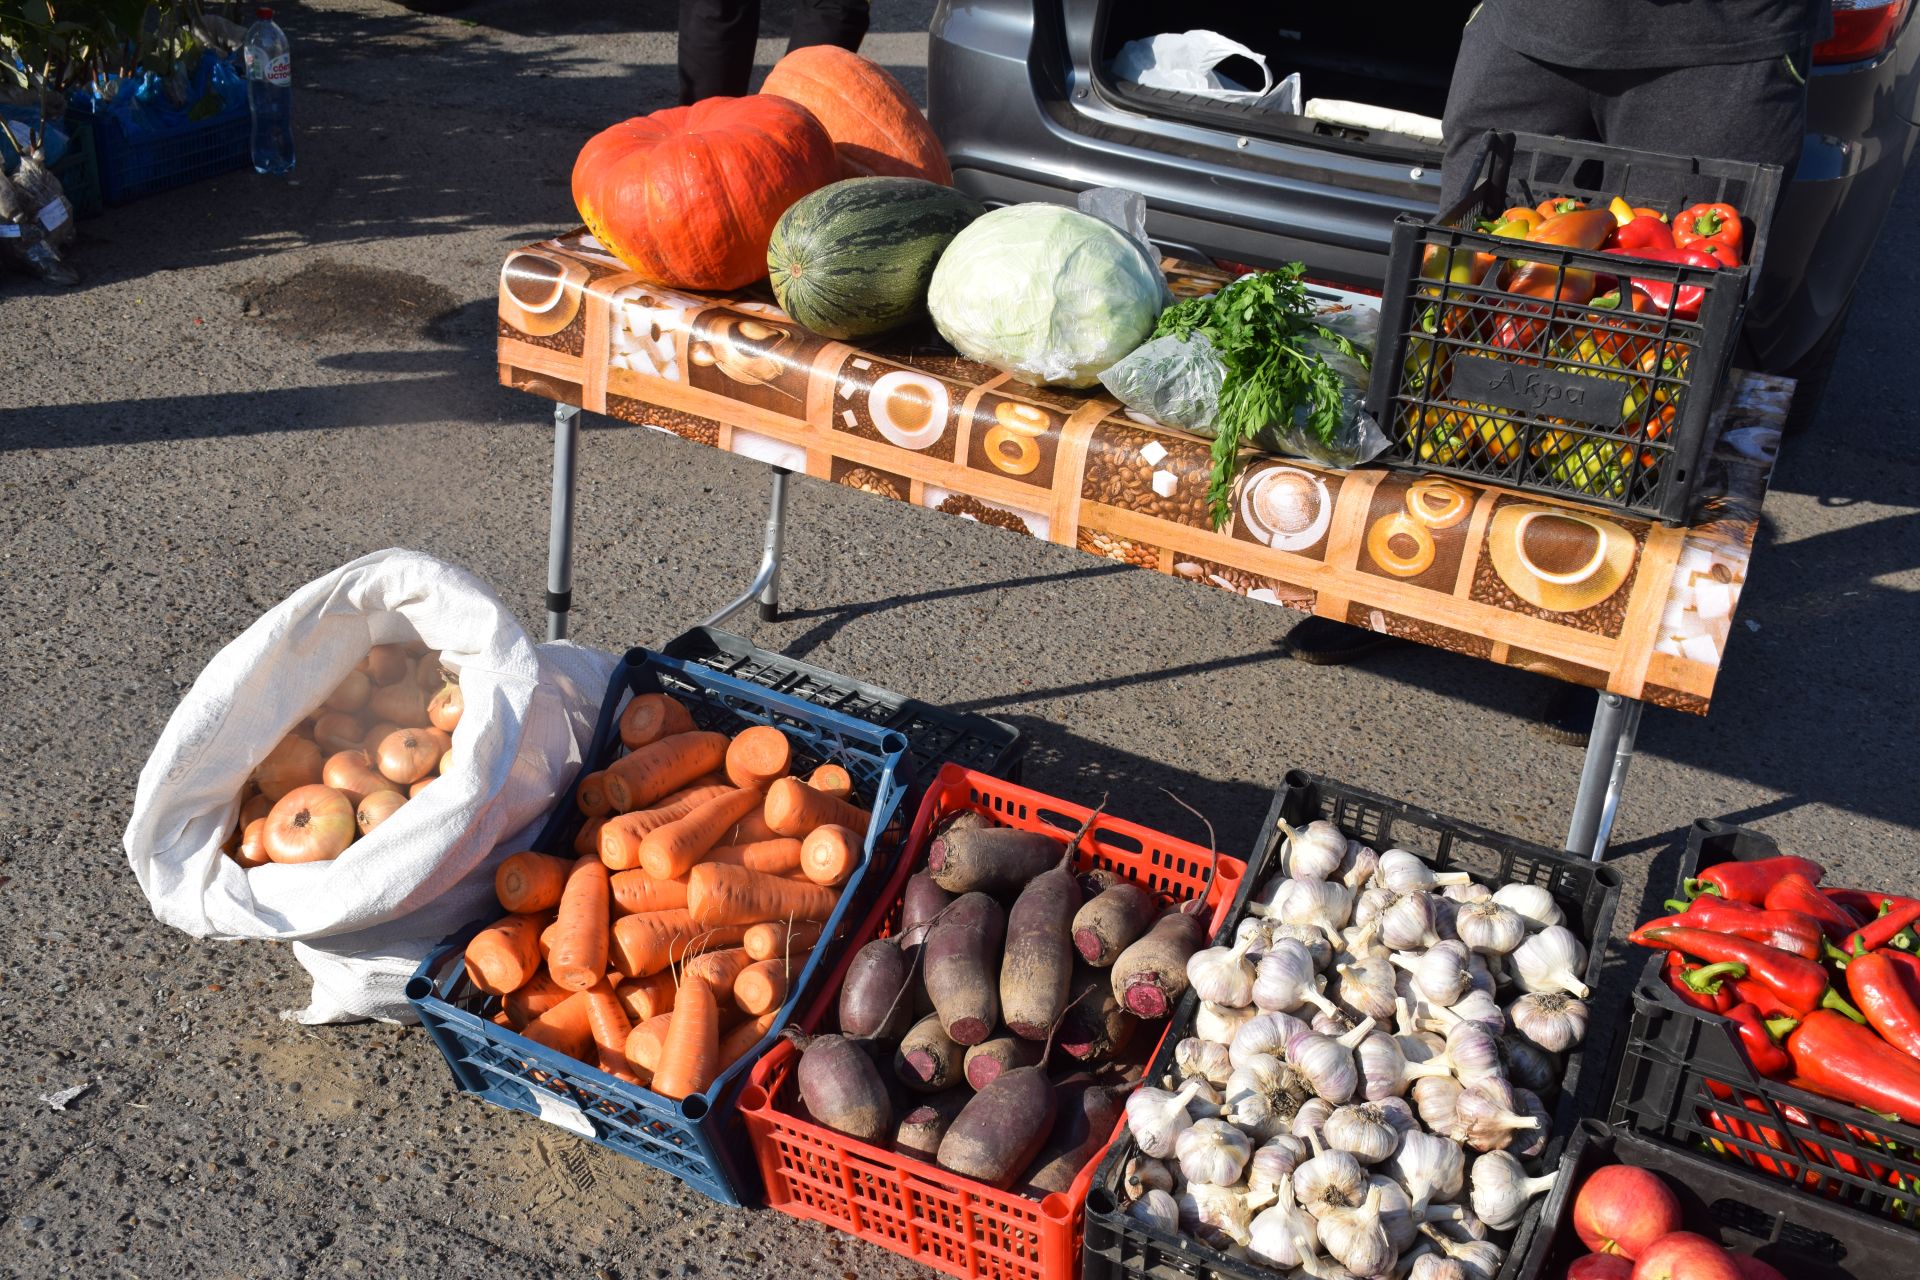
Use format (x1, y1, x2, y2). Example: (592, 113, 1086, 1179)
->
(1153, 264, 1366, 528)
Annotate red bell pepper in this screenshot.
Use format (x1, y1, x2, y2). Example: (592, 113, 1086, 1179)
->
(1726, 1001, 1798, 1078)
(1847, 950, 1920, 1059)
(1635, 926, 1862, 1020)
(1730, 976, 1805, 1024)
(1663, 952, 1741, 1012)
(1786, 1010, 1920, 1124)
(1685, 855, 1826, 905)
(1673, 201, 1744, 266)
(1535, 196, 1588, 219)
(1764, 873, 1861, 944)
(1612, 214, 1676, 253)
(1841, 900, 1920, 959)
(1602, 245, 1719, 320)
(1647, 897, 1824, 960)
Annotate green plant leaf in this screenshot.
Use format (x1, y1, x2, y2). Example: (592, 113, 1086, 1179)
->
(186, 88, 220, 119)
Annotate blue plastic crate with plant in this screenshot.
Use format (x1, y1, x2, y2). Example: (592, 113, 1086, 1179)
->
(75, 54, 251, 206)
(406, 646, 908, 1205)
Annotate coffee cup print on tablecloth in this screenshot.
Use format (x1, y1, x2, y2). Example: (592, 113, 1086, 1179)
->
(499, 250, 589, 348)
(1357, 476, 1477, 590)
(967, 395, 1059, 488)
(1082, 415, 1213, 530)
(607, 283, 705, 383)
(834, 357, 962, 462)
(1475, 498, 1641, 636)
(1229, 460, 1339, 559)
(687, 309, 823, 416)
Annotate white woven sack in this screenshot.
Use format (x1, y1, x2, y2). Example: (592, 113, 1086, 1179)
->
(123, 549, 617, 1023)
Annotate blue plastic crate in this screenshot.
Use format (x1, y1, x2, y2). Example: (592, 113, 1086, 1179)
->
(70, 68, 250, 206)
(406, 646, 907, 1206)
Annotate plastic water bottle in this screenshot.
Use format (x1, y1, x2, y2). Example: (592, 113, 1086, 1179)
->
(244, 7, 294, 175)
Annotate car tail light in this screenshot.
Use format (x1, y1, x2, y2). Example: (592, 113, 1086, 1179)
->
(1813, 0, 1909, 63)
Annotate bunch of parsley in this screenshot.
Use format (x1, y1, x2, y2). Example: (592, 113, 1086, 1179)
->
(1153, 264, 1367, 528)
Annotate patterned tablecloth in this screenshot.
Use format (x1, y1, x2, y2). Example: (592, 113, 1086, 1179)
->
(497, 230, 1785, 716)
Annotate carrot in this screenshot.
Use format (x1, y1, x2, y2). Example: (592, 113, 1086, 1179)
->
(808, 763, 853, 800)
(651, 976, 720, 1100)
(598, 783, 736, 868)
(764, 776, 870, 839)
(584, 979, 638, 1081)
(724, 725, 792, 790)
(626, 1011, 675, 1074)
(722, 809, 782, 847)
(505, 971, 572, 1025)
(573, 816, 607, 858)
(733, 958, 790, 1016)
(492, 1010, 514, 1029)
(495, 851, 571, 913)
(609, 869, 690, 916)
(548, 856, 612, 991)
(610, 908, 749, 977)
(464, 914, 545, 995)
(618, 693, 695, 750)
(683, 946, 753, 993)
(743, 918, 825, 962)
(575, 771, 612, 818)
(639, 786, 767, 880)
(800, 824, 861, 888)
(688, 862, 839, 928)
(602, 730, 729, 814)
(615, 971, 677, 1022)
(703, 837, 804, 876)
(716, 1011, 780, 1072)
(522, 990, 594, 1058)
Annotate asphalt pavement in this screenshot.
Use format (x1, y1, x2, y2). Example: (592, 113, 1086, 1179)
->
(3, 1, 1918, 1275)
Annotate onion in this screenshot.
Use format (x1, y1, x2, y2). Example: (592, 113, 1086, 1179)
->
(325, 669, 372, 713)
(363, 643, 410, 685)
(254, 735, 323, 801)
(375, 728, 441, 785)
(428, 682, 463, 733)
(355, 790, 406, 835)
(233, 817, 271, 867)
(262, 784, 356, 863)
(322, 749, 391, 804)
(369, 681, 428, 726)
(312, 712, 367, 755)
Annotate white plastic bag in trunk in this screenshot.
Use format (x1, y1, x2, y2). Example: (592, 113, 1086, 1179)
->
(123, 549, 617, 1023)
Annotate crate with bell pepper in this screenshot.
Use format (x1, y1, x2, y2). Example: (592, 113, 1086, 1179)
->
(1608, 817, 1920, 1231)
(1368, 130, 1782, 523)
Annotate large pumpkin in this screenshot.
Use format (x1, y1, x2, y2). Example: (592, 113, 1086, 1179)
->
(572, 96, 839, 291)
(761, 46, 952, 185)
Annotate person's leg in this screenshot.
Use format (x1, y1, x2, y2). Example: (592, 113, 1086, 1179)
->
(787, 0, 869, 54)
(678, 0, 762, 104)
(1590, 49, 1808, 197)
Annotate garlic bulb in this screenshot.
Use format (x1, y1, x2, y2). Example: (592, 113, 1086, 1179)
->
(1391, 941, 1472, 1007)
(1235, 914, 1282, 957)
(1450, 1078, 1540, 1152)
(1389, 1130, 1464, 1216)
(1468, 1149, 1556, 1230)
(1509, 1086, 1551, 1161)
(1492, 883, 1564, 932)
(1176, 1117, 1254, 1187)
(1188, 931, 1259, 1008)
(1177, 1182, 1255, 1250)
(1337, 956, 1400, 1024)
(1226, 1053, 1318, 1138)
(1378, 849, 1471, 895)
(1196, 999, 1260, 1046)
(1294, 1134, 1369, 1217)
(1411, 1075, 1463, 1140)
(1247, 1135, 1310, 1197)
(1176, 1035, 1236, 1086)
(1368, 1174, 1457, 1253)
(1496, 1033, 1560, 1097)
(1356, 1031, 1451, 1101)
(1247, 1182, 1320, 1270)
(1254, 939, 1342, 1017)
(1440, 1020, 1504, 1085)
(1419, 1224, 1504, 1280)
(1452, 901, 1527, 957)
(1127, 1187, 1180, 1234)
(1231, 1010, 1313, 1068)
(1126, 1078, 1202, 1157)
(1274, 922, 1337, 972)
(1324, 1100, 1414, 1164)
(1464, 951, 1498, 1001)
(1255, 872, 1297, 915)
(1508, 990, 1587, 1052)
(1407, 1246, 1470, 1280)
(1511, 925, 1590, 998)
(1442, 881, 1492, 904)
(1426, 989, 1505, 1036)
(1340, 841, 1380, 892)
(1354, 886, 1397, 930)
(1431, 1207, 1491, 1242)
(1317, 1183, 1397, 1278)
(1292, 1096, 1336, 1143)
(1291, 1028, 1370, 1103)
(1122, 1155, 1174, 1199)
(1379, 892, 1441, 952)
(1187, 1077, 1227, 1119)
(1284, 819, 1350, 881)
(1280, 878, 1356, 944)
(1313, 1008, 1367, 1040)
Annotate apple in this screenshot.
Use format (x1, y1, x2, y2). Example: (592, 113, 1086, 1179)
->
(1574, 1165, 1683, 1259)
(1569, 1255, 1635, 1280)
(1631, 1232, 1742, 1280)
(1733, 1259, 1789, 1280)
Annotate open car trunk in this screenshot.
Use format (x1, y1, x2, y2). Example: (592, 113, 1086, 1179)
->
(1093, 0, 1471, 160)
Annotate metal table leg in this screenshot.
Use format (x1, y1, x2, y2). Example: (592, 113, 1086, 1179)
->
(702, 465, 792, 628)
(546, 403, 581, 642)
(1565, 691, 1643, 860)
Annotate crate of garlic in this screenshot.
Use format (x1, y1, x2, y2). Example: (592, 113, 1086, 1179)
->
(1081, 770, 1621, 1280)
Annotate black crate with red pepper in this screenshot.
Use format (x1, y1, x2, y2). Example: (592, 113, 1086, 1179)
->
(1365, 131, 1781, 523)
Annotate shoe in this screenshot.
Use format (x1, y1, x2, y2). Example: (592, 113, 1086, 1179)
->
(1532, 683, 1598, 746)
(1283, 617, 1403, 666)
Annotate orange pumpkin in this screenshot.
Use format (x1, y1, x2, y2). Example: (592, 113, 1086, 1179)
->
(761, 46, 951, 185)
(572, 96, 838, 290)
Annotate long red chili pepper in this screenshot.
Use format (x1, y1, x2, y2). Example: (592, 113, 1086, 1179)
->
(1847, 950, 1920, 1060)
(1662, 952, 1740, 1013)
(1841, 900, 1920, 959)
(1729, 976, 1803, 1024)
(1725, 1002, 1797, 1078)
(1786, 1010, 1920, 1124)
(1635, 904, 1822, 960)
(1825, 887, 1920, 918)
(1685, 856, 1825, 905)
(1764, 873, 1860, 943)
(1635, 926, 1862, 1020)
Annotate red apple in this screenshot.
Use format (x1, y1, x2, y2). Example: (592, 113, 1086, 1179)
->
(1569, 1255, 1635, 1280)
(1732, 1259, 1789, 1280)
(1631, 1232, 1742, 1280)
(1574, 1165, 1684, 1259)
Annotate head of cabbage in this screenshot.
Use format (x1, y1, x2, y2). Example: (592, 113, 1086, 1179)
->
(927, 203, 1168, 388)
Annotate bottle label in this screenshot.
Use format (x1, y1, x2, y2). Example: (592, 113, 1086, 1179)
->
(267, 54, 291, 87)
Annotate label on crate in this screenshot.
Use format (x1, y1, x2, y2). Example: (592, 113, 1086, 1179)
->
(531, 1088, 596, 1137)
(1449, 353, 1628, 427)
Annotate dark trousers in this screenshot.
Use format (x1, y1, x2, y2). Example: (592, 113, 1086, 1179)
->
(1439, 16, 1808, 211)
(677, 0, 872, 104)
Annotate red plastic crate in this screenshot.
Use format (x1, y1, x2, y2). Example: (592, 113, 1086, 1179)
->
(738, 765, 1250, 1280)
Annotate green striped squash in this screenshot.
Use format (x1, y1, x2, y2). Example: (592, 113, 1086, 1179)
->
(767, 177, 985, 340)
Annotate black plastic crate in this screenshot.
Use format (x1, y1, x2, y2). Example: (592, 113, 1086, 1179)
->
(1081, 770, 1623, 1280)
(1504, 1120, 1910, 1279)
(1673, 814, 1791, 895)
(660, 626, 1024, 791)
(1367, 130, 1782, 524)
